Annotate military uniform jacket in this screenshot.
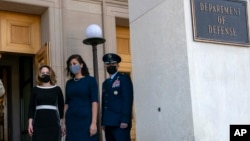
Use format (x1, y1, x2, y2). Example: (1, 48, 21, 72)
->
(101, 72, 133, 126)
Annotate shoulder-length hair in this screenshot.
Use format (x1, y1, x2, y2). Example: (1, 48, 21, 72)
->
(66, 54, 90, 78)
(36, 65, 57, 85)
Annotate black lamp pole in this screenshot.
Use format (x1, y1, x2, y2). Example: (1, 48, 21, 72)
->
(83, 36, 105, 141)
(83, 37, 105, 83)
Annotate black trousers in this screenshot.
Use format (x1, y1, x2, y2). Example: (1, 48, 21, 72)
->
(104, 126, 131, 141)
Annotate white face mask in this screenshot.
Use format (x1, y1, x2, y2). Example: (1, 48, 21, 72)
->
(69, 64, 81, 74)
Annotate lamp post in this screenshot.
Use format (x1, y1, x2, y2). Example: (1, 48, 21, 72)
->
(83, 24, 105, 141)
(83, 24, 106, 83)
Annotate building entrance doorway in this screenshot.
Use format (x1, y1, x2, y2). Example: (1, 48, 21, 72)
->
(0, 54, 34, 141)
(0, 9, 44, 141)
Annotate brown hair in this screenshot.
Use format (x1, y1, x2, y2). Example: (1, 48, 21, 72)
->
(36, 65, 57, 85)
(66, 54, 90, 79)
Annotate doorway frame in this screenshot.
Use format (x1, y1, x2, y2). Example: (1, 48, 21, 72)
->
(0, 1, 63, 140)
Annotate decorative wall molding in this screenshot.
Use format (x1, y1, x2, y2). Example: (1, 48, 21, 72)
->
(106, 0, 128, 7)
(72, 0, 128, 7)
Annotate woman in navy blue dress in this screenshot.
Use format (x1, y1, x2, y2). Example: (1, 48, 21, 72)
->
(63, 54, 98, 141)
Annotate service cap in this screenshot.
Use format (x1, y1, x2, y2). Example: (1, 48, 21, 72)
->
(102, 53, 121, 64)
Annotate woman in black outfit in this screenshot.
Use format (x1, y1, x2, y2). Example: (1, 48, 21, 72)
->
(28, 65, 64, 141)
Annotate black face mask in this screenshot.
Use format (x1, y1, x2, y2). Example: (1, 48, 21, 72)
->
(38, 74, 51, 83)
(107, 66, 117, 74)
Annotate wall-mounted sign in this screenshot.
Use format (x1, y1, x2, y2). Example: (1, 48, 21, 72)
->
(191, 0, 250, 46)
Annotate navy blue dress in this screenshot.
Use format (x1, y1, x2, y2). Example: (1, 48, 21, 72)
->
(65, 76, 98, 141)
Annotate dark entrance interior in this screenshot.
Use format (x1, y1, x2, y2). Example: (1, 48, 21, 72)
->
(0, 54, 33, 141)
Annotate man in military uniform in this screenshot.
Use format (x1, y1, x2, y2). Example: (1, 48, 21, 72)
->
(101, 53, 133, 141)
